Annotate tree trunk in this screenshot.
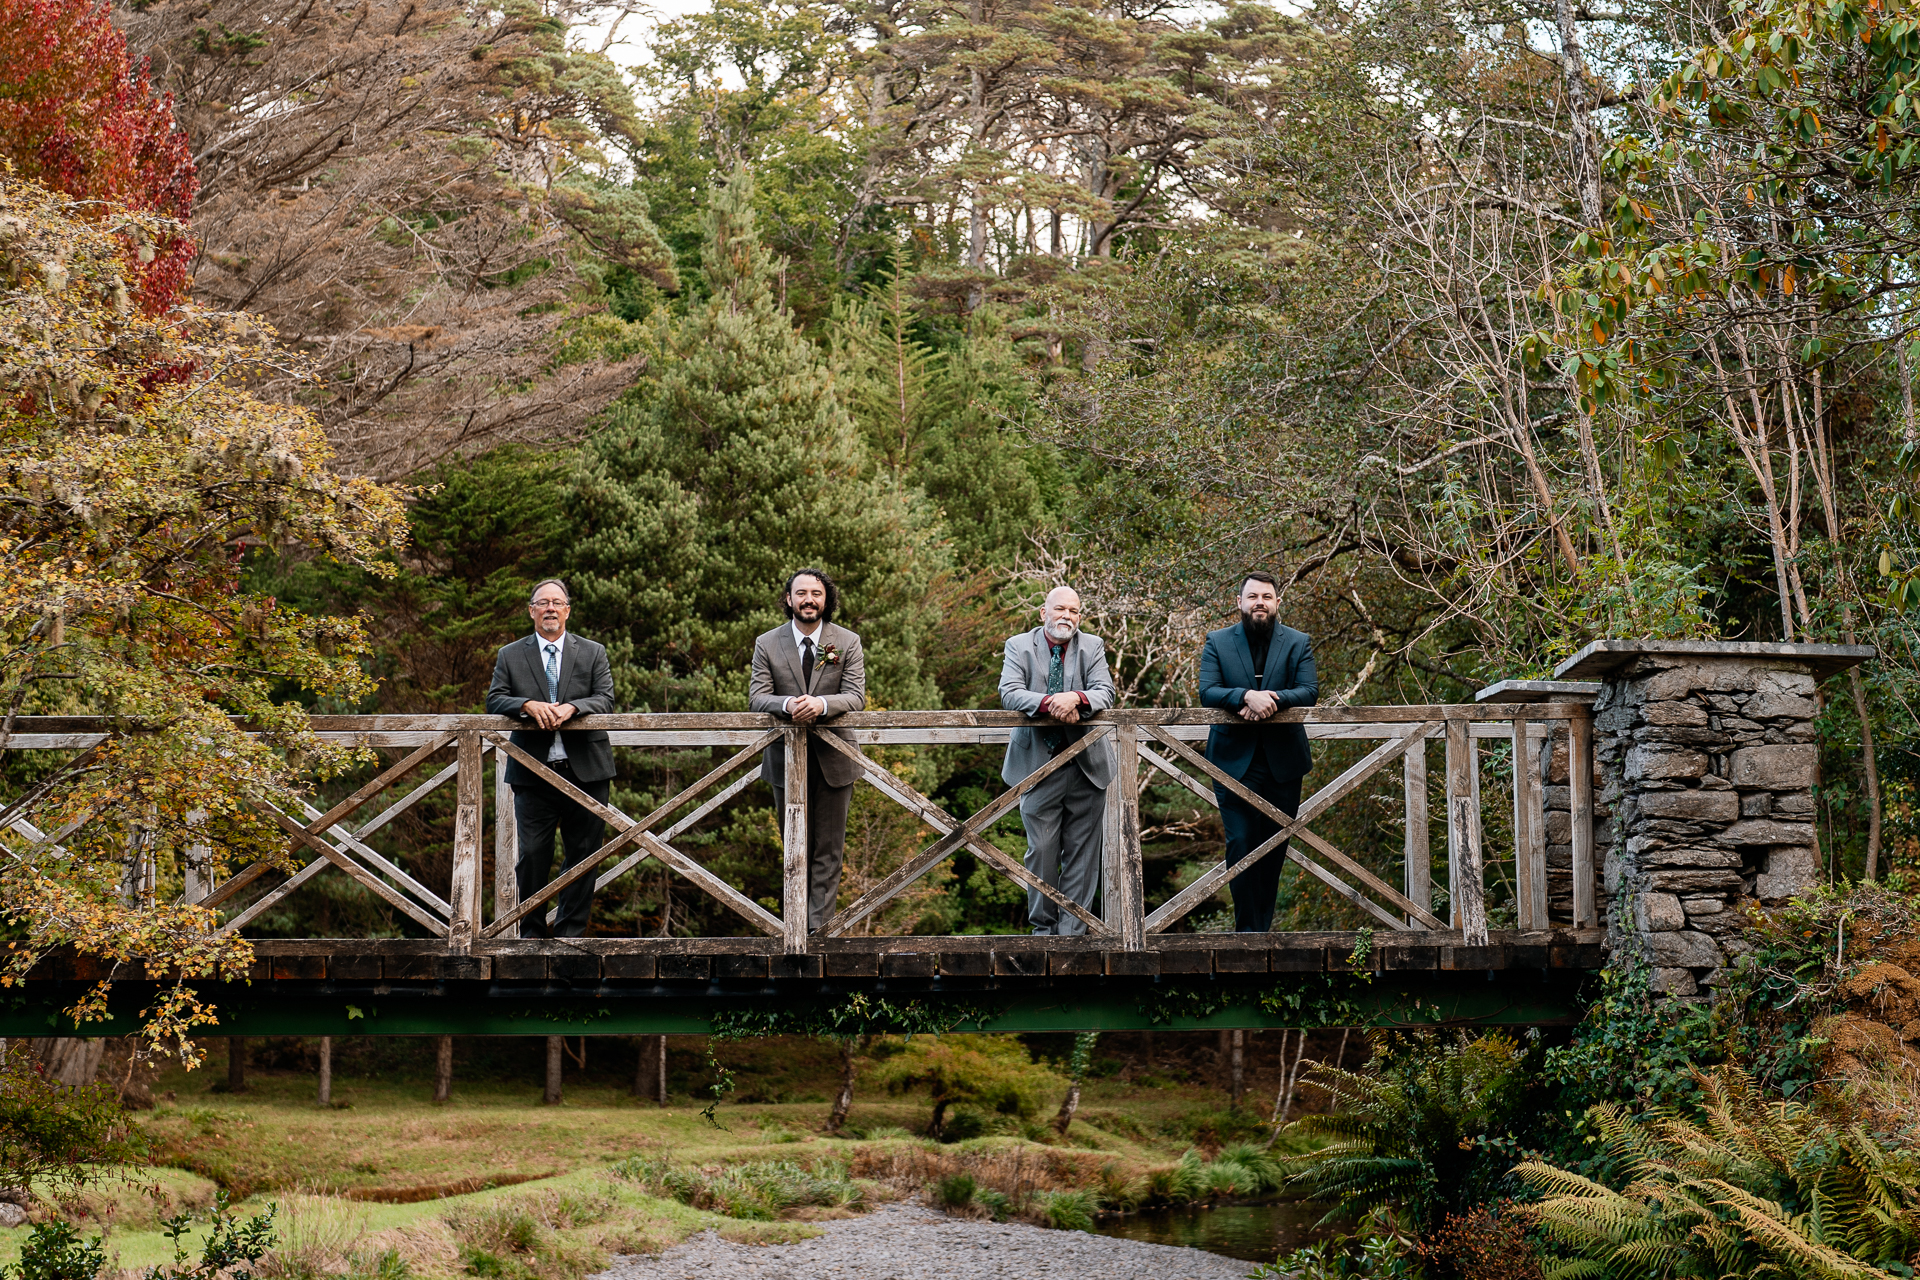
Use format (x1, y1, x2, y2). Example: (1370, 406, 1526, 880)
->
(544, 1035, 563, 1105)
(1553, 0, 1603, 225)
(1052, 1079, 1082, 1136)
(317, 1036, 331, 1106)
(434, 1035, 453, 1103)
(227, 1037, 248, 1093)
(657, 1035, 667, 1106)
(1230, 1029, 1245, 1107)
(828, 1036, 863, 1131)
(30, 1038, 105, 1087)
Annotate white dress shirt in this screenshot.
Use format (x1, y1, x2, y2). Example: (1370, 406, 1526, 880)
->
(785, 619, 823, 716)
(532, 630, 568, 762)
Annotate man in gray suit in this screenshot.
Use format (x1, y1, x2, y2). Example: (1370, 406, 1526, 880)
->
(999, 586, 1117, 935)
(748, 568, 867, 932)
(485, 578, 617, 938)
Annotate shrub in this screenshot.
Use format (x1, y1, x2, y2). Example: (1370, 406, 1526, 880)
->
(1285, 1033, 1546, 1233)
(934, 1174, 977, 1209)
(1418, 1203, 1541, 1280)
(3, 1222, 107, 1280)
(941, 1107, 989, 1142)
(1214, 1144, 1284, 1195)
(1036, 1189, 1097, 1232)
(975, 1189, 1012, 1221)
(0, 1042, 141, 1203)
(612, 1156, 865, 1220)
(1159, 1105, 1269, 1146)
(1517, 1066, 1920, 1279)
(869, 1035, 1066, 1138)
(1141, 1151, 1206, 1204)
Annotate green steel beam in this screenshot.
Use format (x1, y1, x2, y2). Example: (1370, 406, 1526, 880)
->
(0, 972, 1592, 1037)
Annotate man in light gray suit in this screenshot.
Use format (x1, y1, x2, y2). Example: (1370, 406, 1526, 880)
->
(747, 568, 867, 931)
(999, 586, 1116, 935)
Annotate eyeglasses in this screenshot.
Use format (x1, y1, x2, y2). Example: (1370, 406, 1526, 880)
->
(531, 599, 570, 609)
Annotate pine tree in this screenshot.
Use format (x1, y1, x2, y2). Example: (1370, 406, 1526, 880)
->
(566, 169, 943, 713)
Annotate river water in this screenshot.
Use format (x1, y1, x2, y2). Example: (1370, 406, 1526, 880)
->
(1093, 1201, 1342, 1263)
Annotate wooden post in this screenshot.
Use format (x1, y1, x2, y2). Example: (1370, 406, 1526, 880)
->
(448, 732, 483, 954)
(656, 1034, 668, 1107)
(544, 1036, 563, 1105)
(1510, 715, 1542, 931)
(227, 1037, 247, 1093)
(183, 809, 210, 906)
(1570, 709, 1597, 928)
(1445, 716, 1487, 946)
(316, 1036, 331, 1106)
(782, 726, 810, 953)
(494, 747, 518, 939)
(433, 1035, 453, 1103)
(1403, 736, 1429, 927)
(1230, 1028, 1245, 1106)
(1104, 726, 1145, 949)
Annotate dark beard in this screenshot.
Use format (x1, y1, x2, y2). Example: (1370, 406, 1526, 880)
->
(1239, 610, 1275, 639)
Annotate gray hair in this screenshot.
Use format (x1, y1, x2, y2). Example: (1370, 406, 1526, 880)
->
(528, 578, 571, 604)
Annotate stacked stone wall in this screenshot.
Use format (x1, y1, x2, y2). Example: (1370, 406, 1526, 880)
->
(1592, 657, 1821, 998)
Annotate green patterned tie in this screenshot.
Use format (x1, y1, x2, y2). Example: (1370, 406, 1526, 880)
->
(1041, 643, 1067, 754)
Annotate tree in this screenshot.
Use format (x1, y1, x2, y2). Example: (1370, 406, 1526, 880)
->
(565, 167, 943, 715)
(869, 1032, 1064, 1137)
(0, 0, 195, 309)
(0, 176, 408, 1056)
(118, 0, 677, 476)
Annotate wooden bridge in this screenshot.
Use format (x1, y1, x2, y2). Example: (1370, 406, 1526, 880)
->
(3, 697, 1605, 1035)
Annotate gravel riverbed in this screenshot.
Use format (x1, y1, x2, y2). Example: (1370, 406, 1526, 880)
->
(595, 1203, 1265, 1280)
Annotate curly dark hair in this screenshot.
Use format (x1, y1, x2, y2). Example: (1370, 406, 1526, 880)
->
(782, 567, 839, 623)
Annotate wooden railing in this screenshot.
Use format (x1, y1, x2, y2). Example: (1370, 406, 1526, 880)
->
(2, 703, 1597, 953)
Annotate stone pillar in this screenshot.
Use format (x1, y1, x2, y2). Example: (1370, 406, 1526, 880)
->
(1554, 640, 1874, 999)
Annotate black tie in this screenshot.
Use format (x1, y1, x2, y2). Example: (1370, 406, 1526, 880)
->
(801, 637, 815, 688)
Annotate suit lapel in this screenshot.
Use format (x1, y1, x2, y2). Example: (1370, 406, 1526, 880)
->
(556, 635, 581, 702)
(1230, 624, 1257, 690)
(777, 626, 806, 694)
(804, 625, 831, 695)
(520, 636, 550, 699)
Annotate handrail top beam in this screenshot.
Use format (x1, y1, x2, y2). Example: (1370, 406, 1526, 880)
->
(2, 702, 1595, 735)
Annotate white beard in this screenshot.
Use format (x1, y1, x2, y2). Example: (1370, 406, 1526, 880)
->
(1045, 621, 1076, 642)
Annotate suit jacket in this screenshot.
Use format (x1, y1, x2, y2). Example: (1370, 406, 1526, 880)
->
(485, 633, 618, 784)
(1198, 622, 1318, 781)
(998, 627, 1117, 788)
(747, 621, 867, 789)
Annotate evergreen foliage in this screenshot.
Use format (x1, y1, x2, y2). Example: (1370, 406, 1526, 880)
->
(564, 170, 943, 713)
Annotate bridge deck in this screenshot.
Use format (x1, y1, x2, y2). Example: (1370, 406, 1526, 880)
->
(5, 704, 1605, 1032)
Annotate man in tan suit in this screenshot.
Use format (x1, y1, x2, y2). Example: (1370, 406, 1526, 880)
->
(748, 568, 867, 931)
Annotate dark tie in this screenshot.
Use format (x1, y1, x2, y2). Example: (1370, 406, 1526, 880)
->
(801, 637, 815, 688)
(1041, 643, 1067, 755)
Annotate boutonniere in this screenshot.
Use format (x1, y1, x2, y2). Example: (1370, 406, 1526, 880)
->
(820, 643, 842, 666)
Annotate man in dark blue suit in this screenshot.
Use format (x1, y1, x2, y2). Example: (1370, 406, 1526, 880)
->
(1198, 571, 1319, 932)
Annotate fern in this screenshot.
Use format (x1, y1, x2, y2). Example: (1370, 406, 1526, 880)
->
(1516, 1067, 1920, 1279)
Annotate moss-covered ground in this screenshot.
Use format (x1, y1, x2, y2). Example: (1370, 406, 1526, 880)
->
(9, 1029, 1332, 1279)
